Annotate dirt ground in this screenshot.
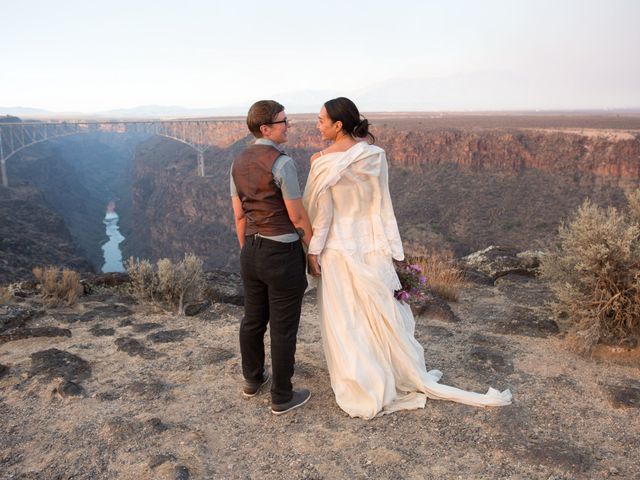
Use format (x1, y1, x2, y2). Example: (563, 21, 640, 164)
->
(1, 276, 639, 480)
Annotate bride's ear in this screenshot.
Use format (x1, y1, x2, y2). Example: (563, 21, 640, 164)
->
(335, 120, 343, 133)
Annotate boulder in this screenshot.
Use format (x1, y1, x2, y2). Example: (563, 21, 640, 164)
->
(203, 270, 243, 306)
(462, 246, 543, 281)
(0, 305, 42, 333)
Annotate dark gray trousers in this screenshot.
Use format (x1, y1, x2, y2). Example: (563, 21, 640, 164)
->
(239, 235, 307, 404)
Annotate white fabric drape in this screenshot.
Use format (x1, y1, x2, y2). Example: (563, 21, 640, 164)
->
(303, 142, 512, 419)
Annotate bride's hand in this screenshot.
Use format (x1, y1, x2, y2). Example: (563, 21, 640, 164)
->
(307, 254, 322, 277)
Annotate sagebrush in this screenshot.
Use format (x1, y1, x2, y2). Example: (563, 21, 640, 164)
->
(32, 266, 83, 306)
(407, 248, 466, 301)
(541, 195, 640, 351)
(0, 286, 11, 305)
(126, 253, 205, 314)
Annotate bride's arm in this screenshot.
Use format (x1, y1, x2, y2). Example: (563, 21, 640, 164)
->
(307, 190, 333, 276)
(379, 153, 405, 261)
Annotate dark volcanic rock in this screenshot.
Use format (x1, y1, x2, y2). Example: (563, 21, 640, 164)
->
(53, 380, 85, 398)
(462, 269, 494, 285)
(490, 306, 559, 338)
(199, 347, 235, 365)
(115, 337, 158, 359)
(184, 300, 211, 316)
(84, 272, 130, 288)
(467, 333, 507, 347)
(0, 363, 9, 379)
(204, 270, 244, 305)
(0, 326, 72, 344)
(89, 325, 116, 337)
(98, 391, 120, 401)
(80, 304, 133, 322)
(411, 292, 459, 322)
(466, 346, 514, 376)
(0, 306, 41, 333)
(175, 465, 191, 480)
(30, 348, 91, 382)
(118, 317, 134, 327)
(525, 440, 593, 473)
(606, 385, 640, 409)
(128, 379, 171, 399)
(146, 417, 169, 433)
(86, 292, 136, 305)
(415, 324, 453, 338)
(147, 329, 189, 343)
(131, 322, 162, 333)
(149, 454, 177, 469)
(494, 273, 555, 306)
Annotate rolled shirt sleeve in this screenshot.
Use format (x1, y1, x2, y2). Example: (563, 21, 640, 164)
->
(273, 156, 302, 199)
(230, 164, 238, 197)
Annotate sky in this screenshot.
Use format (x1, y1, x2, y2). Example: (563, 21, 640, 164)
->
(1, 0, 639, 113)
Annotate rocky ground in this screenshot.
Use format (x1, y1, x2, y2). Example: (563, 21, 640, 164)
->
(1, 256, 639, 480)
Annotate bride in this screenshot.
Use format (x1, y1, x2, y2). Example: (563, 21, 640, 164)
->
(303, 97, 512, 419)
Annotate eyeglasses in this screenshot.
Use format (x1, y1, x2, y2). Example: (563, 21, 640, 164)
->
(264, 117, 290, 126)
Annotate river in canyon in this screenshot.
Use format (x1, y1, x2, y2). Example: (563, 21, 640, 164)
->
(101, 202, 125, 273)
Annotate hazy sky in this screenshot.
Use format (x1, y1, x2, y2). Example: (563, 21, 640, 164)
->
(1, 0, 639, 112)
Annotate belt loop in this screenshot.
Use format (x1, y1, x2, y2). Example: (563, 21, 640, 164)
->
(257, 235, 263, 247)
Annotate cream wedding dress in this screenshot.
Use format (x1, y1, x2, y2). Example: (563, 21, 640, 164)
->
(303, 142, 511, 419)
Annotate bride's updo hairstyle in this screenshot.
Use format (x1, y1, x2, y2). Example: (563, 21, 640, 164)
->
(324, 97, 375, 144)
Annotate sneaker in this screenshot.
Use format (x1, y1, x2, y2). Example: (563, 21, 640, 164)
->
(271, 389, 311, 415)
(242, 371, 270, 398)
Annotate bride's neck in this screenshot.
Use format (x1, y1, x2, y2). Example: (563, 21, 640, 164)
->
(333, 131, 354, 145)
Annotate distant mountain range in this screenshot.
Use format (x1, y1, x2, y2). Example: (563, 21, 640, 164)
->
(2, 71, 640, 120)
(0, 105, 247, 119)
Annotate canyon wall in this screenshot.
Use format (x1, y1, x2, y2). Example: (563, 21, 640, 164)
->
(0, 186, 93, 283)
(129, 121, 640, 269)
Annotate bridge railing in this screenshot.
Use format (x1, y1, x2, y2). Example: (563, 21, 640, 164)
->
(0, 119, 247, 187)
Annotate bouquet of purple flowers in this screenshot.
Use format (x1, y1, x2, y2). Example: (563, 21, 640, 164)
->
(394, 262, 427, 302)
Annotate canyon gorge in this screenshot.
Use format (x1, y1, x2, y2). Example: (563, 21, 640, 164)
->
(2, 114, 640, 282)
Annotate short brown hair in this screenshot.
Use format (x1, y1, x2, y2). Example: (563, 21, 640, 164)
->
(246, 100, 284, 138)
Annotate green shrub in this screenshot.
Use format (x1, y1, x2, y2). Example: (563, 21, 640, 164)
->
(541, 195, 640, 351)
(126, 253, 205, 315)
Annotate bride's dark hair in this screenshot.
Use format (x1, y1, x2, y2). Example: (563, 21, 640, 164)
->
(324, 97, 375, 144)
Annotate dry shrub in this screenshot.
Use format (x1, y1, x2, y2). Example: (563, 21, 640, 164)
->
(627, 188, 640, 224)
(126, 253, 205, 315)
(125, 258, 156, 303)
(0, 286, 11, 305)
(541, 196, 640, 351)
(408, 249, 466, 301)
(32, 266, 83, 306)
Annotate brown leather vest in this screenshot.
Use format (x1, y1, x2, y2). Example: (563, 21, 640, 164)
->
(231, 144, 296, 236)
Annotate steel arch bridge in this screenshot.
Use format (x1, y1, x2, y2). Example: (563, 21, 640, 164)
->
(0, 119, 246, 187)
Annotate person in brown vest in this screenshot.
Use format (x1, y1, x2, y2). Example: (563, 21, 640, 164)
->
(230, 100, 312, 415)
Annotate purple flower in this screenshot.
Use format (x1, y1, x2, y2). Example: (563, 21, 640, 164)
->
(409, 264, 422, 272)
(419, 275, 427, 285)
(397, 290, 410, 302)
